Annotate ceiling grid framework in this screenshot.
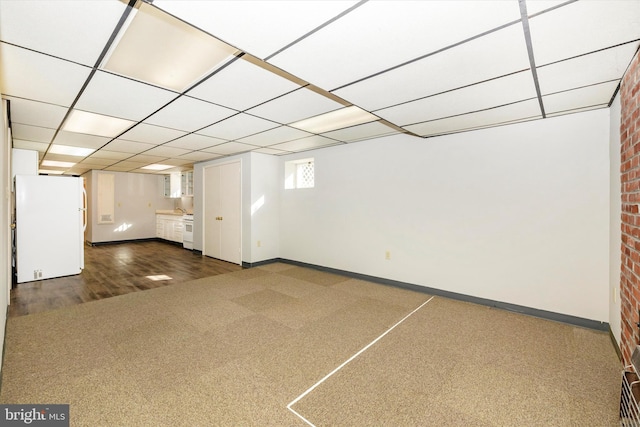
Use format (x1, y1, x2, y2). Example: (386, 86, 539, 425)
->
(0, 0, 638, 175)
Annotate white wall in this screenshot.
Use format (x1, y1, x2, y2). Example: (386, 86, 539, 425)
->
(85, 170, 173, 243)
(0, 100, 11, 373)
(279, 110, 610, 322)
(610, 93, 622, 343)
(249, 153, 280, 263)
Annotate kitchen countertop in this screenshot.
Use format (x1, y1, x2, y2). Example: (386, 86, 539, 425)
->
(155, 210, 192, 216)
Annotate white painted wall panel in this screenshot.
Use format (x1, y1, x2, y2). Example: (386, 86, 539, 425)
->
(279, 110, 610, 322)
(85, 170, 173, 243)
(250, 153, 280, 263)
(1, 99, 11, 373)
(610, 93, 622, 343)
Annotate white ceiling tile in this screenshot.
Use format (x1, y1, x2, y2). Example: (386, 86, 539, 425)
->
(11, 124, 55, 143)
(253, 147, 291, 155)
(188, 58, 300, 111)
(119, 123, 187, 145)
(65, 167, 91, 175)
(89, 151, 132, 161)
(2, 0, 635, 169)
(377, 71, 538, 126)
(102, 139, 157, 154)
(334, 24, 530, 111)
(11, 140, 49, 153)
(525, 1, 569, 16)
(201, 142, 256, 155)
(153, 1, 360, 59)
(42, 153, 79, 163)
(0, 43, 91, 106)
(143, 145, 191, 157)
(268, 0, 522, 90)
(4, 97, 67, 129)
(197, 113, 279, 140)
(74, 161, 106, 169)
(246, 88, 343, 124)
(0, 0, 126, 66)
(106, 160, 149, 169)
(178, 151, 222, 162)
(103, 165, 137, 172)
(80, 157, 116, 166)
(546, 105, 608, 118)
(322, 122, 399, 143)
(529, 0, 640, 65)
(145, 96, 236, 132)
(404, 99, 542, 137)
(237, 126, 312, 147)
(165, 134, 227, 150)
(127, 154, 168, 164)
(543, 81, 620, 115)
(161, 158, 194, 166)
(75, 71, 178, 122)
(537, 44, 638, 95)
(270, 135, 342, 152)
(52, 131, 110, 149)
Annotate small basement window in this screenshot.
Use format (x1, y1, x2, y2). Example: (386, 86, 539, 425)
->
(285, 158, 314, 189)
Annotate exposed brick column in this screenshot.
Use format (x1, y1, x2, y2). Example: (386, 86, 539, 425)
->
(620, 47, 640, 365)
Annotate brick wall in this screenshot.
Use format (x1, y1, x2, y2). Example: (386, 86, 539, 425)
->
(620, 47, 640, 364)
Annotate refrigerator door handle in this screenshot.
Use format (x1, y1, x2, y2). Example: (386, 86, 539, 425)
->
(81, 187, 88, 232)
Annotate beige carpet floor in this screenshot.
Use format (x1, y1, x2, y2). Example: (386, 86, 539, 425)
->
(0, 263, 623, 426)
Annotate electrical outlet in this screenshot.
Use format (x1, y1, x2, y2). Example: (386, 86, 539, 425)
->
(257, 240, 261, 247)
(385, 251, 391, 260)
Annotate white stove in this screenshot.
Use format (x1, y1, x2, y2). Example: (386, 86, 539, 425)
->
(182, 214, 193, 249)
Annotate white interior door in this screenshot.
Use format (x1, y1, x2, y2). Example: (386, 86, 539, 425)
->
(203, 162, 241, 264)
(220, 162, 241, 264)
(204, 165, 222, 260)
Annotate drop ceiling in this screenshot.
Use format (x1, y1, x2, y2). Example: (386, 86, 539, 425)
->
(0, 0, 638, 176)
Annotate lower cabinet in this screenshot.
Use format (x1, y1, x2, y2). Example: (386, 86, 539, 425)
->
(156, 215, 184, 243)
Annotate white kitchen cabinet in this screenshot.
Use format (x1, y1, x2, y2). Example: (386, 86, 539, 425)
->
(163, 171, 193, 198)
(156, 214, 184, 243)
(156, 219, 164, 238)
(163, 173, 181, 198)
(181, 170, 194, 197)
(173, 220, 184, 242)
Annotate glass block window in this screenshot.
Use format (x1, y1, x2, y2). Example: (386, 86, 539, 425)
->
(285, 158, 315, 189)
(296, 161, 314, 188)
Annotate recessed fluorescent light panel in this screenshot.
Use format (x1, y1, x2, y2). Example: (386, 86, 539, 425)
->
(289, 106, 378, 134)
(48, 145, 96, 156)
(62, 110, 135, 138)
(101, 2, 239, 92)
(41, 160, 76, 168)
(142, 164, 173, 171)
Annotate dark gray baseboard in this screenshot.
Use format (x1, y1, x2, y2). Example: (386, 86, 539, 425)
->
(610, 328, 622, 361)
(246, 257, 610, 332)
(86, 238, 183, 247)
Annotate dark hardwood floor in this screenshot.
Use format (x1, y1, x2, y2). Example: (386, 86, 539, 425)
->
(9, 240, 243, 317)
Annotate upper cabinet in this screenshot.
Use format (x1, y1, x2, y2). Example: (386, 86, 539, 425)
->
(163, 172, 181, 198)
(163, 171, 193, 198)
(181, 170, 194, 197)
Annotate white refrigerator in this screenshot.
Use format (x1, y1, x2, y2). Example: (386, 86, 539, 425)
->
(15, 175, 86, 283)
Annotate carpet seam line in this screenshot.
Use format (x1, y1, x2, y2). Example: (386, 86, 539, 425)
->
(286, 295, 436, 424)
